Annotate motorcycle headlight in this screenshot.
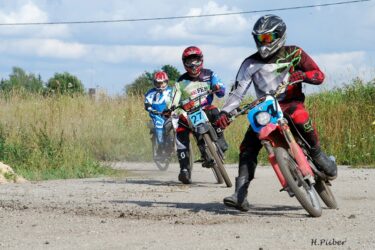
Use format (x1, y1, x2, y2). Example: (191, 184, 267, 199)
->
(256, 112, 271, 126)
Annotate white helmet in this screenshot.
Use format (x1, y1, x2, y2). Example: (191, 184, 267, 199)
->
(252, 15, 287, 59)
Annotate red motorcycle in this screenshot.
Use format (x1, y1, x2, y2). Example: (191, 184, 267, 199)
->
(232, 81, 337, 217)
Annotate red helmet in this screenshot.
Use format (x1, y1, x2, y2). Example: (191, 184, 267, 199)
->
(153, 71, 169, 90)
(182, 46, 203, 77)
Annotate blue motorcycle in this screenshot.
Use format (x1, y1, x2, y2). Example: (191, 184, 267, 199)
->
(149, 111, 175, 171)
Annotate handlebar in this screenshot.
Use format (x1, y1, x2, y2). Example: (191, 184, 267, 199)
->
(231, 81, 296, 119)
(168, 89, 216, 112)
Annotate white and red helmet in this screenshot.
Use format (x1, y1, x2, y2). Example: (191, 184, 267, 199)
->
(182, 46, 203, 77)
(153, 71, 169, 90)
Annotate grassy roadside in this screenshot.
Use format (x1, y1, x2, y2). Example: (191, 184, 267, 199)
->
(0, 79, 373, 181)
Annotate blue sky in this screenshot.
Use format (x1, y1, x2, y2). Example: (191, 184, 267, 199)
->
(0, 0, 374, 95)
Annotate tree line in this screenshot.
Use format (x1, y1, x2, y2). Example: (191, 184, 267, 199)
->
(0, 67, 84, 95)
(1, 65, 180, 96)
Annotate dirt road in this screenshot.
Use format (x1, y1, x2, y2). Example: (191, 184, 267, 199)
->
(0, 163, 374, 249)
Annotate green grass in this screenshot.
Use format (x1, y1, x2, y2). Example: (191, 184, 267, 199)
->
(306, 78, 375, 167)
(0, 79, 373, 181)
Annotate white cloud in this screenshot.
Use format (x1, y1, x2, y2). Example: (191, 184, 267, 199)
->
(0, 2, 70, 38)
(86, 45, 183, 65)
(315, 51, 366, 74)
(313, 51, 375, 88)
(0, 39, 86, 59)
(0, 2, 47, 23)
(149, 1, 250, 41)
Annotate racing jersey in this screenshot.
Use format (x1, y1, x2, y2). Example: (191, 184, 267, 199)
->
(171, 68, 225, 110)
(144, 86, 173, 113)
(221, 45, 325, 113)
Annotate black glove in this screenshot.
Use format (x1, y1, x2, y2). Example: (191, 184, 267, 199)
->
(162, 109, 172, 118)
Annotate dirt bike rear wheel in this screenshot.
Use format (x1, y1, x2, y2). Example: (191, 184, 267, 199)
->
(152, 134, 170, 171)
(315, 179, 338, 209)
(203, 134, 232, 187)
(275, 147, 322, 217)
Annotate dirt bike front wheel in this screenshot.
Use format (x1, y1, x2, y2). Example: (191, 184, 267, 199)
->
(203, 134, 232, 187)
(275, 147, 322, 217)
(152, 135, 170, 171)
(315, 179, 338, 209)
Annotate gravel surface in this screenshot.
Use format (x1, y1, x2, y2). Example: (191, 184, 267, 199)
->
(0, 163, 374, 250)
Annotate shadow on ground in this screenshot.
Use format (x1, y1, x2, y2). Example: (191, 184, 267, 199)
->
(110, 199, 308, 218)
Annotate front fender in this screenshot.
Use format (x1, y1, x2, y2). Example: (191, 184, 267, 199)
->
(195, 123, 210, 135)
(258, 123, 277, 140)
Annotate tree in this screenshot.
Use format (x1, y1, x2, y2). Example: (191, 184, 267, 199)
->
(125, 72, 153, 96)
(0, 67, 44, 93)
(162, 64, 180, 83)
(46, 72, 84, 95)
(125, 65, 181, 96)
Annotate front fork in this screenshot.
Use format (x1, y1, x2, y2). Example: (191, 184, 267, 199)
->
(262, 119, 315, 189)
(279, 119, 314, 179)
(262, 140, 287, 188)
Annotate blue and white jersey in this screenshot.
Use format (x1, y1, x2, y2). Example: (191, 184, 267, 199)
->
(144, 86, 173, 114)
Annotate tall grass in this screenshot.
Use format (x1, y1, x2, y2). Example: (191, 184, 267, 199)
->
(0, 79, 373, 181)
(306, 79, 375, 167)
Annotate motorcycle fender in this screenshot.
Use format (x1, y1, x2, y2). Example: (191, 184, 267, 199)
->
(258, 123, 278, 140)
(195, 123, 210, 135)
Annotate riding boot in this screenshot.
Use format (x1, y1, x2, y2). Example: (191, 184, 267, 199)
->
(196, 143, 214, 168)
(177, 149, 191, 184)
(310, 147, 337, 179)
(223, 176, 250, 211)
(216, 128, 229, 152)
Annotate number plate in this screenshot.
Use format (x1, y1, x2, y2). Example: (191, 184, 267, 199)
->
(247, 95, 283, 133)
(188, 109, 208, 127)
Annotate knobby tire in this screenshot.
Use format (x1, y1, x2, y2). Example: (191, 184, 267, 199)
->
(203, 134, 232, 187)
(275, 147, 322, 217)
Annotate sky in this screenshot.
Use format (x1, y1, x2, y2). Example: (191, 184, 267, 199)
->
(0, 0, 374, 95)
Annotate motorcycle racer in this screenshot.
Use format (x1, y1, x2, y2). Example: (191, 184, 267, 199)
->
(215, 15, 338, 211)
(144, 71, 174, 156)
(171, 46, 227, 184)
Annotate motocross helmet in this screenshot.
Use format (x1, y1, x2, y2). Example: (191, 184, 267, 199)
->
(153, 71, 169, 90)
(252, 15, 286, 59)
(182, 46, 203, 77)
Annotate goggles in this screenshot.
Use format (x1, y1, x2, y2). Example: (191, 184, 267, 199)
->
(154, 80, 168, 88)
(184, 58, 203, 68)
(256, 32, 277, 44)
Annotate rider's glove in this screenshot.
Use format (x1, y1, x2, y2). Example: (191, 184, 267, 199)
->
(288, 71, 306, 84)
(216, 111, 231, 129)
(162, 109, 172, 118)
(150, 109, 159, 115)
(212, 84, 221, 91)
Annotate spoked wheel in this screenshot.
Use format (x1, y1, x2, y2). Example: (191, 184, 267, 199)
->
(315, 179, 338, 209)
(203, 134, 232, 187)
(275, 147, 322, 217)
(152, 135, 170, 171)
